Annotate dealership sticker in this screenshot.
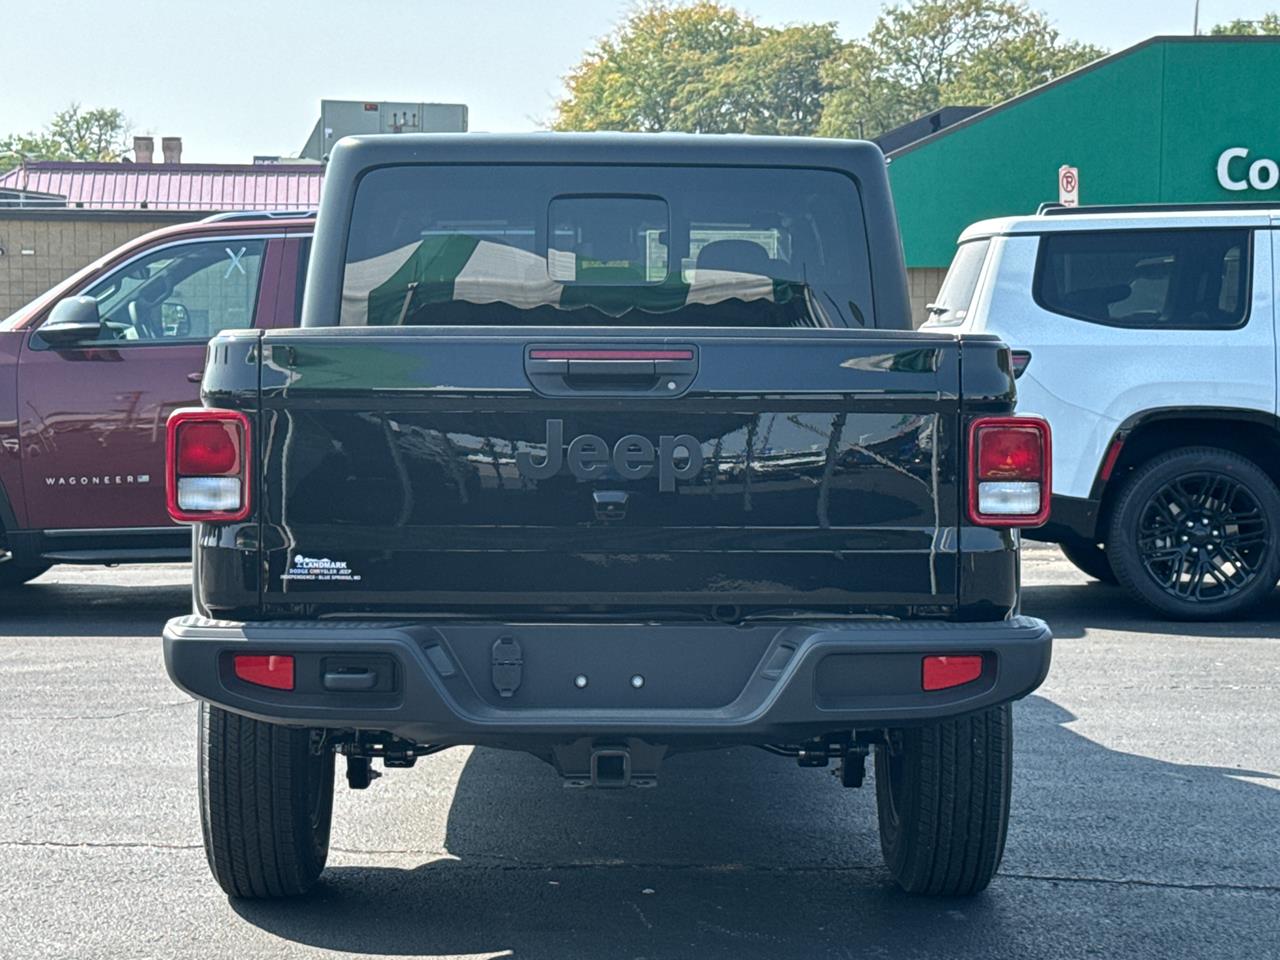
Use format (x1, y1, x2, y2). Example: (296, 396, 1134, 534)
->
(282, 554, 361, 582)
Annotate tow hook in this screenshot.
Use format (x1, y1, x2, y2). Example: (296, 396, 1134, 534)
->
(758, 733, 877, 787)
(336, 735, 451, 789)
(839, 745, 870, 788)
(346, 755, 381, 790)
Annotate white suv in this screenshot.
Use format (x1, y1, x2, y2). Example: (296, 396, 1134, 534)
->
(926, 205, 1280, 619)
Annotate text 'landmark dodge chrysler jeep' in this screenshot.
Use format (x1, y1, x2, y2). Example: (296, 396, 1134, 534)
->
(162, 134, 1053, 898)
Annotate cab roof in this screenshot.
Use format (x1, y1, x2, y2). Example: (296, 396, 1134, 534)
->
(326, 131, 888, 172)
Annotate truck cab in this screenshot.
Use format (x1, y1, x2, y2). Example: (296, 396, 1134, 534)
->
(0, 213, 312, 585)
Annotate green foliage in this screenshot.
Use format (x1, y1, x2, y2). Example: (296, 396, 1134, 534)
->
(48, 104, 132, 161)
(0, 132, 65, 172)
(1210, 13, 1280, 35)
(552, 2, 764, 132)
(553, 0, 1107, 141)
(819, 0, 1105, 138)
(688, 24, 845, 135)
(553, 2, 838, 135)
(1, 103, 132, 172)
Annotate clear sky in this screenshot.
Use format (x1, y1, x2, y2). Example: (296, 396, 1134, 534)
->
(1, 0, 1275, 162)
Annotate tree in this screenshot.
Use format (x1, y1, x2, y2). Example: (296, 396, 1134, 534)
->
(552, 0, 1106, 142)
(0, 132, 64, 172)
(1210, 13, 1280, 34)
(692, 24, 844, 135)
(48, 104, 132, 161)
(1, 103, 132, 172)
(552, 2, 763, 132)
(818, 0, 1105, 139)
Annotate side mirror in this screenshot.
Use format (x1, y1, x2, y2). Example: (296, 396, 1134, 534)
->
(39, 296, 103, 345)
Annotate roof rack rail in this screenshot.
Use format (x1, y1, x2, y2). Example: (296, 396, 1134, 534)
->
(200, 209, 317, 223)
(1037, 201, 1279, 216)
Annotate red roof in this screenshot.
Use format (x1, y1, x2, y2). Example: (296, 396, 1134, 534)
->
(0, 161, 323, 211)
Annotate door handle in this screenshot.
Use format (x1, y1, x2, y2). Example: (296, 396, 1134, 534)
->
(187, 371, 203, 383)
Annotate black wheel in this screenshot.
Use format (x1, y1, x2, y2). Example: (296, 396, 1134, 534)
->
(1058, 537, 1117, 584)
(198, 703, 335, 898)
(874, 704, 1012, 896)
(1107, 447, 1280, 620)
(0, 554, 51, 588)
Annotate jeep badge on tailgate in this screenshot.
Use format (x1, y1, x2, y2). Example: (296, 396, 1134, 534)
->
(516, 419, 703, 491)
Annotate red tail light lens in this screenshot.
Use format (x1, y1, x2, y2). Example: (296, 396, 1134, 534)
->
(234, 654, 294, 691)
(166, 408, 250, 522)
(175, 421, 240, 475)
(922, 655, 983, 691)
(969, 417, 1051, 527)
(977, 426, 1043, 481)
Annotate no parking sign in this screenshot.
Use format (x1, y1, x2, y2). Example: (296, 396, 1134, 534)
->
(1059, 164, 1080, 206)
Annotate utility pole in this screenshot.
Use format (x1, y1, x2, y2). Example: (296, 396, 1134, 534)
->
(1193, 0, 1201, 35)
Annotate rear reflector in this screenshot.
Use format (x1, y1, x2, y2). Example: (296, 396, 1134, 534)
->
(166, 408, 250, 522)
(1099, 435, 1126, 482)
(922, 655, 983, 691)
(1010, 350, 1032, 378)
(969, 417, 1051, 527)
(233, 654, 294, 690)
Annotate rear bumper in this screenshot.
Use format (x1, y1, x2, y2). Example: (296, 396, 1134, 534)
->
(163, 615, 1052, 747)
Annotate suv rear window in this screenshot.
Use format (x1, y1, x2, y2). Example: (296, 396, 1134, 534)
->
(1035, 228, 1250, 329)
(340, 165, 873, 328)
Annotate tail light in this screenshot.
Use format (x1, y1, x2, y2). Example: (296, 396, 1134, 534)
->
(1010, 350, 1032, 378)
(166, 408, 250, 522)
(968, 416, 1051, 527)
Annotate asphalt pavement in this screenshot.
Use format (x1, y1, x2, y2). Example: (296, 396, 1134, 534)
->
(1, 544, 1277, 960)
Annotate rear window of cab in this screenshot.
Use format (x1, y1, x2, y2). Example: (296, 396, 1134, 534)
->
(339, 164, 875, 329)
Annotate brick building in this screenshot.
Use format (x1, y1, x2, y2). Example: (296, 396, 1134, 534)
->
(0, 137, 322, 317)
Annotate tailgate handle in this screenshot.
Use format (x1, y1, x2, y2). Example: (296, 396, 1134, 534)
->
(565, 359, 656, 380)
(526, 347, 697, 397)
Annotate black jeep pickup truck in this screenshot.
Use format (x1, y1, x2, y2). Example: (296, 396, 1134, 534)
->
(162, 133, 1052, 899)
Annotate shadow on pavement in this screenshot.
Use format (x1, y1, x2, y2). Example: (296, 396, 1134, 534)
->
(1022, 581, 1280, 640)
(0, 578, 189, 637)
(231, 695, 1280, 959)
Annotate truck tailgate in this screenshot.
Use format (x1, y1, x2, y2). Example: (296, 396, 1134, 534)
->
(250, 328, 962, 616)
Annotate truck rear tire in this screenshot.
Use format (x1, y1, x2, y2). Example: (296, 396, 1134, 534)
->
(874, 704, 1011, 895)
(198, 703, 334, 898)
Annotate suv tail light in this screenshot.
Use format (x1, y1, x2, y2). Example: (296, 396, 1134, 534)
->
(968, 416, 1051, 527)
(1010, 350, 1032, 378)
(166, 408, 250, 522)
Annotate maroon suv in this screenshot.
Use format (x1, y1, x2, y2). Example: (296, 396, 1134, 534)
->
(0, 212, 312, 587)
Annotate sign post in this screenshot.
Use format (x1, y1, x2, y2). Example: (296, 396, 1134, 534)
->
(1058, 165, 1080, 207)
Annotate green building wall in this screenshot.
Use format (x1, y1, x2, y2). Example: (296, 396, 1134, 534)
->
(888, 37, 1280, 269)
